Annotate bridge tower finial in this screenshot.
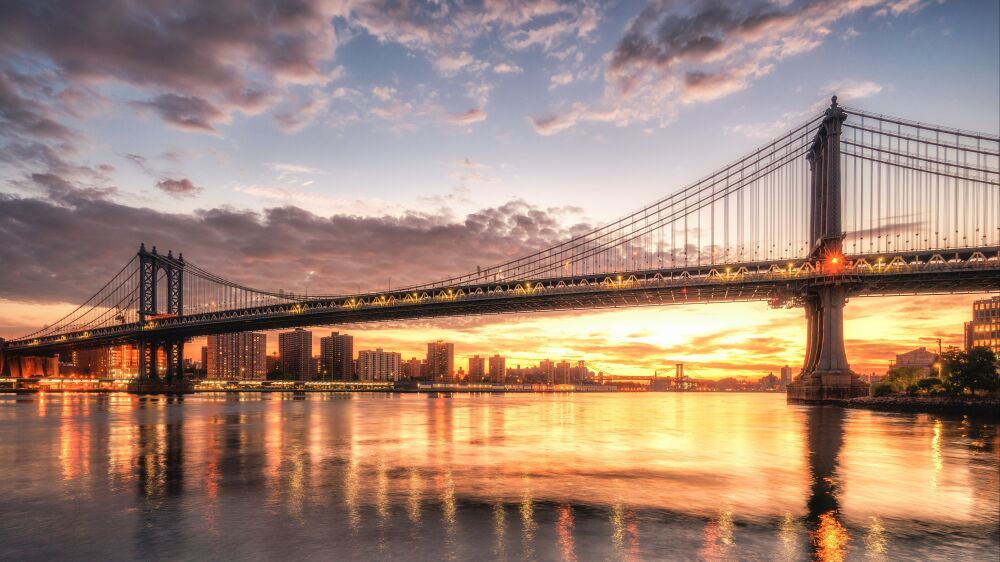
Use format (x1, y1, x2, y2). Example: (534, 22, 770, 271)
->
(139, 242, 146, 253)
(168, 250, 173, 258)
(831, 95, 838, 107)
(151, 245, 157, 255)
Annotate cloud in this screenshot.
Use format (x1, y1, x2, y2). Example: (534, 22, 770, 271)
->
(342, 1, 599, 74)
(549, 71, 574, 90)
(132, 94, 228, 133)
(435, 52, 477, 75)
(156, 178, 201, 198)
(0, 1, 339, 130)
(822, 79, 883, 101)
(493, 63, 523, 74)
(450, 158, 497, 187)
(448, 108, 487, 125)
(0, 68, 78, 142)
(532, 0, 929, 135)
(0, 181, 589, 305)
(273, 90, 332, 133)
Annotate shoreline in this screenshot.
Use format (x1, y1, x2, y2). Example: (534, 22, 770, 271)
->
(843, 395, 1000, 418)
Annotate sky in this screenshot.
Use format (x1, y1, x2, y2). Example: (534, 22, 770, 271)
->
(0, 0, 997, 378)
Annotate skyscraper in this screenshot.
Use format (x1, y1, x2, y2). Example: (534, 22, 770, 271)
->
(426, 341, 454, 382)
(279, 328, 314, 380)
(966, 295, 1000, 354)
(780, 365, 792, 388)
(468, 355, 486, 382)
(357, 349, 402, 381)
(488, 354, 506, 383)
(320, 332, 354, 380)
(206, 332, 267, 380)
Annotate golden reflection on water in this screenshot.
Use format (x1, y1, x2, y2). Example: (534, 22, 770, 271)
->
(864, 516, 888, 562)
(557, 504, 576, 562)
(777, 511, 802, 561)
(493, 501, 506, 560)
(812, 511, 848, 562)
(931, 419, 943, 488)
(1, 393, 997, 560)
(520, 476, 536, 560)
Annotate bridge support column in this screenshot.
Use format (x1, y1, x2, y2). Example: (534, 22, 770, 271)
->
(164, 339, 184, 382)
(788, 96, 868, 403)
(0, 339, 8, 378)
(788, 285, 868, 402)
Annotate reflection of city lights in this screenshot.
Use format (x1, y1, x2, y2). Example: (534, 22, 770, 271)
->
(557, 504, 576, 562)
(493, 502, 506, 560)
(778, 511, 801, 561)
(813, 511, 849, 562)
(931, 419, 943, 488)
(864, 516, 888, 561)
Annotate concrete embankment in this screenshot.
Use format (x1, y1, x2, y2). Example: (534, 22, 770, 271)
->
(843, 395, 1000, 418)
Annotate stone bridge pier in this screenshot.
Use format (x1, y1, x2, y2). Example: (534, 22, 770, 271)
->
(787, 98, 869, 402)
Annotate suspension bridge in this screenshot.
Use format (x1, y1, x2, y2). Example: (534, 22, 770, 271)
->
(2, 98, 998, 400)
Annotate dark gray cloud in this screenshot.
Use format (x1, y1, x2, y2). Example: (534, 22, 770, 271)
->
(0, 0, 337, 116)
(0, 176, 589, 304)
(133, 94, 226, 133)
(0, 67, 77, 141)
(156, 178, 201, 198)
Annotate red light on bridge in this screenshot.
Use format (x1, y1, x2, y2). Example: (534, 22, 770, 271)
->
(827, 254, 844, 271)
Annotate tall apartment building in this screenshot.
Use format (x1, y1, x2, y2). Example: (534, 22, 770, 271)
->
(402, 357, 426, 379)
(468, 355, 486, 382)
(74, 344, 142, 377)
(426, 341, 454, 382)
(488, 354, 506, 383)
(779, 365, 793, 387)
(966, 295, 1000, 355)
(554, 360, 571, 384)
(206, 332, 267, 380)
(357, 349, 402, 381)
(279, 328, 314, 380)
(320, 332, 354, 380)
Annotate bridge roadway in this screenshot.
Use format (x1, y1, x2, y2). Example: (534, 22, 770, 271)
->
(7, 247, 997, 357)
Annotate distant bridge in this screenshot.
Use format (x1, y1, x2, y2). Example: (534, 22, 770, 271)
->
(3, 99, 998, 399)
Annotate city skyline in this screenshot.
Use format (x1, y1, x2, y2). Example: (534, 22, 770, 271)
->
(1, 1, 997, 381)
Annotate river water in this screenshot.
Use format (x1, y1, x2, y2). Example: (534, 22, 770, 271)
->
(0, 392, 996, 561)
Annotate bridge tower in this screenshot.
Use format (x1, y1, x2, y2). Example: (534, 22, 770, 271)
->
(136, 244, 186, 383)
(788, 97, 869, 402)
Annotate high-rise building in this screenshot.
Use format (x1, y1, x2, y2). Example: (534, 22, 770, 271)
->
(468, 355, 486, 382)
(266, 352, 281, 376)
(206, 332, 267, 380)
(200, 345, 209, 374)
(779, 365, 792, 387)
(320, 332, 354, 380)
(357, 349, 402, 381)
(539, 359, 555, 384)
(488, 354, 506, 383)
(966, 295, 1000, 354)
(426, 341, 454, 382)
(279, 328, 314, 380)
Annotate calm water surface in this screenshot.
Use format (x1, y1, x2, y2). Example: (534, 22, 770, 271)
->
(0, 392, 996, 561)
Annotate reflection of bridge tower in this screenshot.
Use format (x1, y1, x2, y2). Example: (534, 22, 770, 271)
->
(136, 243, 187, 385)
(788, 98, 869, 402)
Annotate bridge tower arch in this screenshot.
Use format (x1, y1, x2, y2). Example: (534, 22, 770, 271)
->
(788, 98, 869, 401)
(136, 244, 186, 383)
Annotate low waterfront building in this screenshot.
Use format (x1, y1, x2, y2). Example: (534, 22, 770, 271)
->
(894, 347, 938, 377)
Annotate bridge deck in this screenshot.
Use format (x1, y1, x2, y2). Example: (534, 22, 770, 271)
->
(7, 248, 998, 356)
